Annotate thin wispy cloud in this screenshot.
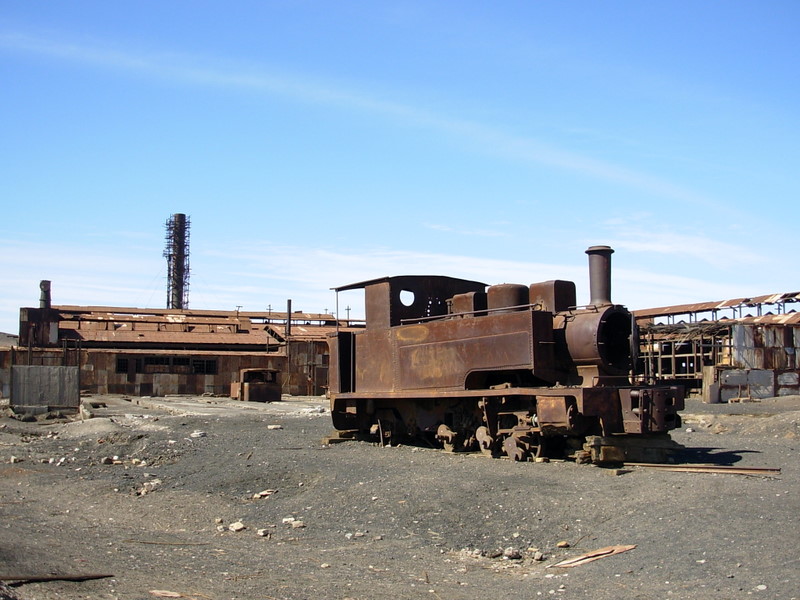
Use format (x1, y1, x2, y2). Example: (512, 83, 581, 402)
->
(0, 30, 718, 208)
(0, 234, 781, 334)
(422, 222, 508, 238)
(607, 230, 763, 269)
(198, 242, 749, 313)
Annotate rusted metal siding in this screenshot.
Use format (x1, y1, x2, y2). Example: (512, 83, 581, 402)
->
(285, 340, 329, 396)
(11, 365, 79, 413)
(14, 302, 339, 399)
(0, 347, 13, 399)
(92, 351, 287, 396)
(715, 367, 800, 401)
(731, 324, 799, 371)
(8, 348, 287, 397)
(637, 307, 800, 400)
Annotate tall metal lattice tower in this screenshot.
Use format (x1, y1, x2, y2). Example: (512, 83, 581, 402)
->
(164, 213, 190, 309)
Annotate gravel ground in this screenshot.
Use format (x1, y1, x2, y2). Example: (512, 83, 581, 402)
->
(1, 394, 798, 600)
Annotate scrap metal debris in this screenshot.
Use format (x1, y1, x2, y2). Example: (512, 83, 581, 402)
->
(149, 592, 201, 599)
(627, 463, 781, 476)
(550, 545, 637, 568)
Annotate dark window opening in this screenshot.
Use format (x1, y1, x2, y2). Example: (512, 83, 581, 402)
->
(192, 359, 217, 375)
(116, 355, 214, 374)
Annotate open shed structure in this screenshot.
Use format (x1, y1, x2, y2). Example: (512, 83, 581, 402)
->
(634, 292, 800, 402)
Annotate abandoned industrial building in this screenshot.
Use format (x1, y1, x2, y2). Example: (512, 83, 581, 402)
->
(0, 281, 359, 413)
(0, 214, 367, 413)
(634, 291, 800, 402)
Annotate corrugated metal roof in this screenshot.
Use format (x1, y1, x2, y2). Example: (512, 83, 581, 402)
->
(737, 312, 800, 325)
(265, 324, 361, 342)
(82, 347, 286, 357)
(44, 305, 342, 346)
(635, 291, 800, 319)
(52, 305, 337, 322)
(64, 329, 278, 345)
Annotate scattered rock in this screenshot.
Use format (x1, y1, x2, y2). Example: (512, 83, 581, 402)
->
(557, 541, 570, 548)
(189, 430, 207, 438)
(533, 551, 546, 561)
(503, 547, 522, 560)
(267, 425, 283, 430)
(228, 521, 246, 532)
(137, 479, 162, 496)
(1, 579, 23, 600)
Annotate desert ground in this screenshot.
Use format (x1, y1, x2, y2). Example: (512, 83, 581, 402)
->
(1, 393, 798, 600)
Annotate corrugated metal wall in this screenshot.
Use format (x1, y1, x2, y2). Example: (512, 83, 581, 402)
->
(732, 324, 799, 370)
(11, 365, 80, 413)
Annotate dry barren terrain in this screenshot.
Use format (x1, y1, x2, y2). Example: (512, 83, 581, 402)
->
(1, 394, 799, 600)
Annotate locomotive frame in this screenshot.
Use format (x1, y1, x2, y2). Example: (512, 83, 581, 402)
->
(327, 246, 684, 463)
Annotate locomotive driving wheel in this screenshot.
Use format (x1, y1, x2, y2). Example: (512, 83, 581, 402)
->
(475, 426, 496, 456)
(502, 431, 546, 462)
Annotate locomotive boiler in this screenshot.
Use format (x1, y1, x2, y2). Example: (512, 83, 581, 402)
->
(327, 246, 684, 463)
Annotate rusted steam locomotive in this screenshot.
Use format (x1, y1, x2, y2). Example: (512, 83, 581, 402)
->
(327, 246, 684, 463)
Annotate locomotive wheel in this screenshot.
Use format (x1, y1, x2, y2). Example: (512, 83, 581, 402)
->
(436, 424, 458, 452)
(503, 436, 526, 461)
(475, 426, 495, 456)
(528, 432, 545, 459)
(502, 432, 546, 462)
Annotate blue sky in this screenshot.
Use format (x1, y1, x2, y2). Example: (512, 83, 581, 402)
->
(1, 1, 798, 333)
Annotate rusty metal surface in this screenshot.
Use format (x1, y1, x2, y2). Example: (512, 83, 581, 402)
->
(737, 312, 800, 325)
(232, 368, 282, 402)
(585, 245, 614, 306)
(335, 275, 486, 329)
(15, 300, 337, 396)
(328, 246, 685, 463)
(21, 305, 340, 348)
(51, 305, 336, 322)
(635, 291, 800, 320)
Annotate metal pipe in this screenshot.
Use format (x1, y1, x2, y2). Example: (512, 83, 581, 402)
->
(586, 245, 614, 306)
(39, 280, 51, 309)
(285, 299, 292, 337)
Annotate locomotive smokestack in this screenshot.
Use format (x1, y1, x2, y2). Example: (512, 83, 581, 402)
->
(585, 245, 614, 306)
